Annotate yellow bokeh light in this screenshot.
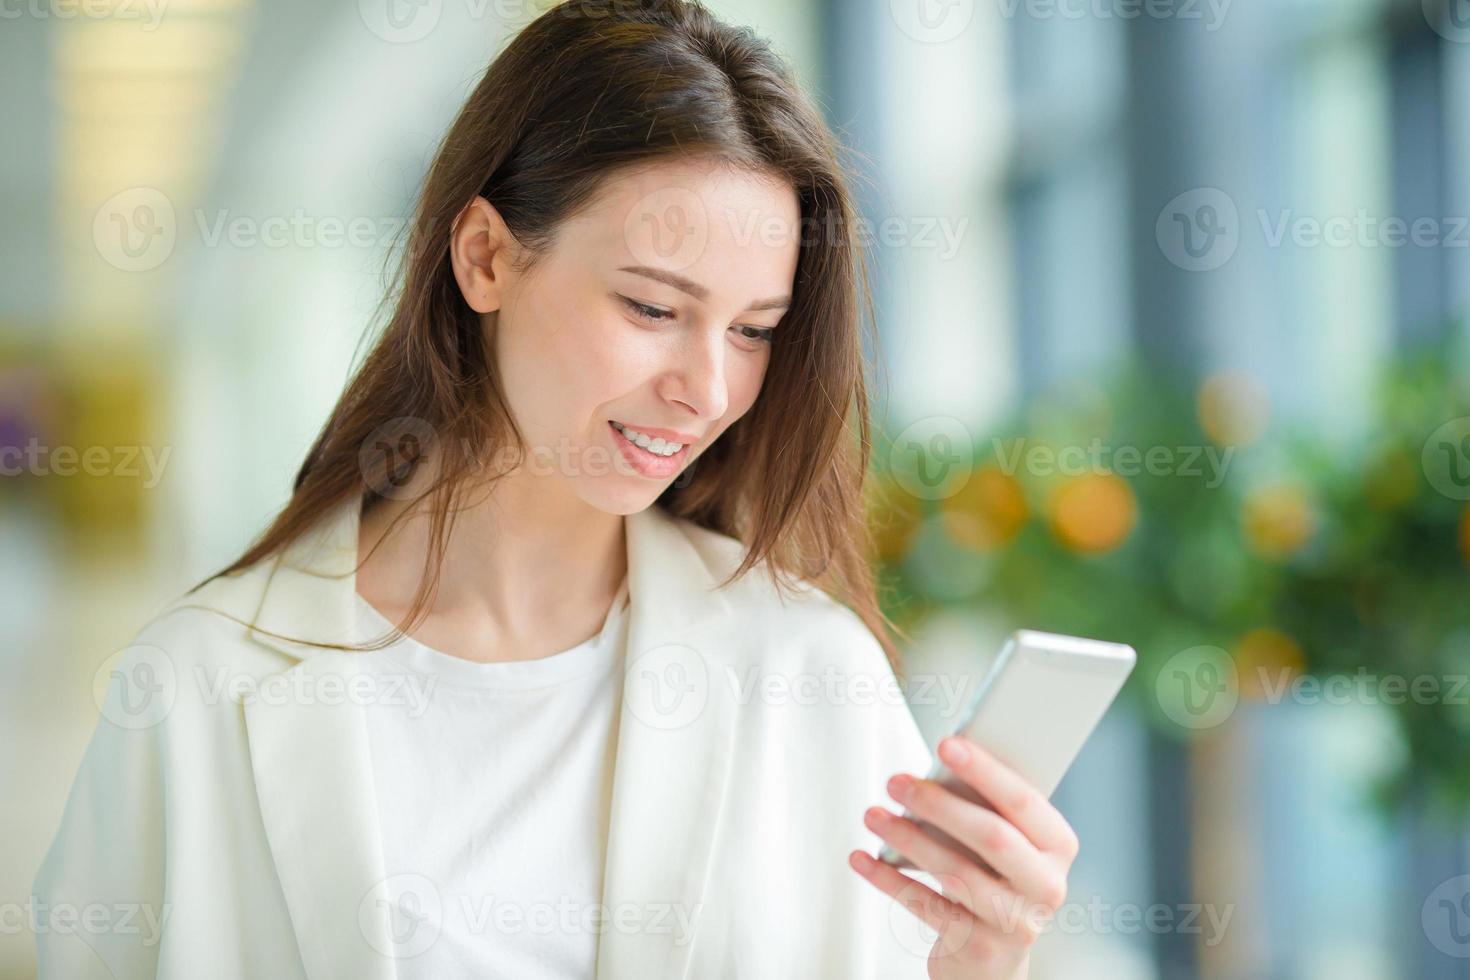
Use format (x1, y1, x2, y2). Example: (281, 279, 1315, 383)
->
(939, 464, 1028, 552)
(1242, 483, 1316, 559)
(1234, 628, 1305, 700)
(1047, 473, 1137, 554)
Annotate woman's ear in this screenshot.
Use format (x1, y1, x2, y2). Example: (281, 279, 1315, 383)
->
(449, 195, 516, 314)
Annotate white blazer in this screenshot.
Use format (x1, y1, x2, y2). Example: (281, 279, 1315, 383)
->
(32, 501, 936, 979)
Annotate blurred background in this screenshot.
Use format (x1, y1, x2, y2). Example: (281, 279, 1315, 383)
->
(4, 0, 1470, 976)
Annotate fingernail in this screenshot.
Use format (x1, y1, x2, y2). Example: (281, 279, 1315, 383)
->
(940, 736, 969, 764)
(865, 806, 891, 828)
(849, 850, 874, 872)
(887, 773, 914, 803)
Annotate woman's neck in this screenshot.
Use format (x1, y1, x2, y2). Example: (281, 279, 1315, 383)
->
(354, 471, 628, 664)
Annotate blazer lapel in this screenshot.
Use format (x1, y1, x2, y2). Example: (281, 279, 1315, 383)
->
(243, 652, 398, 980)
(231, 502, 398, 978)
(595, 506, 741, 979)
(225, 500, 741, 979)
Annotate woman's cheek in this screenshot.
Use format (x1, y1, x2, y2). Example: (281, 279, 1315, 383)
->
(597, 321, 665, 379)
(728, 350, 770, 415)
(540, 305, 636, 386)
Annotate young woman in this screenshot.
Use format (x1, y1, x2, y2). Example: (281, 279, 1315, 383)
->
(33, 1, 1079, 977)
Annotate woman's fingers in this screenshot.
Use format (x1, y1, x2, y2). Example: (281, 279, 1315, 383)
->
(848, 849, 1029, 962)
(847, 849, 977, 941)
(935, 736, 1080, 861)
(887, 772, 1067, 912)
(861, 807, 1041, 945)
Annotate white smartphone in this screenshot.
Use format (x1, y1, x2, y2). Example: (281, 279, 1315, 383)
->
(878, 629, 1136, 871)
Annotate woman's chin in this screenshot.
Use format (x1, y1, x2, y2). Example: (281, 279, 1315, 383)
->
(581, 480, 669, 516)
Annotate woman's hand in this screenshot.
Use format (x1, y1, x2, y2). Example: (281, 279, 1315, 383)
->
(848, 734, 1079, 980)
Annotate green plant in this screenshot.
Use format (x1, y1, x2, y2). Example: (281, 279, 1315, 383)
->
(870, 336, 1470, 820)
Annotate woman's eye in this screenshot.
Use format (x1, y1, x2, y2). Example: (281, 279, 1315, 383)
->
(733, 325, 776, 345)
(621, 296, 674, 322)
(620, 295, 773, 348)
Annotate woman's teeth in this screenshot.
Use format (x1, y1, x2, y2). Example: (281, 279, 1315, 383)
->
(611, 420, 684, 457)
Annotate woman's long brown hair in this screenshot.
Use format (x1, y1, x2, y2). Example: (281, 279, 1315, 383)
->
(202, 0, 910, 674)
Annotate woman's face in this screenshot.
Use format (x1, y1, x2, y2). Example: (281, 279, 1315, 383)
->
(450, 155, 801, 515)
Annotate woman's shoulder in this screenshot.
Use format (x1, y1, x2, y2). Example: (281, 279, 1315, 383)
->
(121, 556, 292, 676)
(83, 561, 300, 747)
(659, 510, 888, 665)
(663, 511, 841, 605)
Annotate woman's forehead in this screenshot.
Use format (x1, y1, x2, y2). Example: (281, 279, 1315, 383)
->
(555, 162, 801, 302)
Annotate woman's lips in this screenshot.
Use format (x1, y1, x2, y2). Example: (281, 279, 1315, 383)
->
(608, 420, 689, 478)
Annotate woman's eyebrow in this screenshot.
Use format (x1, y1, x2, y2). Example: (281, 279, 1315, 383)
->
(617, 264, 791, 312)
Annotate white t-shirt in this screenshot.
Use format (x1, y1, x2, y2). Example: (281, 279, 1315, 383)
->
(352, 576, 630, 978)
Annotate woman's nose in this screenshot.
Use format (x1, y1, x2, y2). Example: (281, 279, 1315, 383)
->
(665, 333, 730, 422)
